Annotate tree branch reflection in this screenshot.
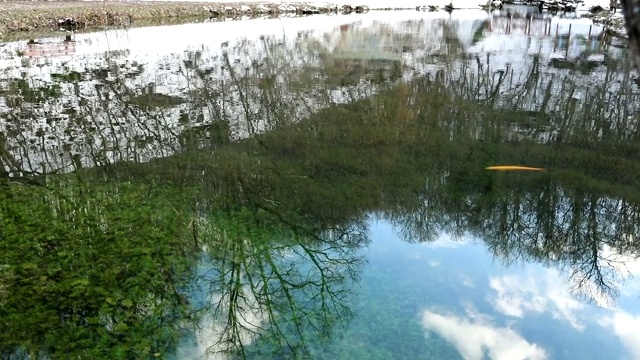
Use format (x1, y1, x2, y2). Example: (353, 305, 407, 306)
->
(191, 208, 367, 358)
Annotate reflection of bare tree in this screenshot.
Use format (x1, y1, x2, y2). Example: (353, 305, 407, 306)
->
(0, 59, 185, 175)
(384, 167, 640, 305)
(1, 18, 633, 178)
(337, 58, 640, 306)
(474, 189, 640, 305)
(0, 29, 403, 177)
(191, 214, 367, 358)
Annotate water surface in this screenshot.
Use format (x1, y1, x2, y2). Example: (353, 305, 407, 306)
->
(1, 8, 639, 360)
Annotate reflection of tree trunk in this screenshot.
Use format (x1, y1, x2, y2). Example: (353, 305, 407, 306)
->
(488, 67, 508, 108)
(0, 133, 21, 177)
(540, 78, 553, 115)
(574, 195, 617, 302)
(198, 198, 363, 357)
(620, 0, 640, 74)
(223, 52, 256, 135)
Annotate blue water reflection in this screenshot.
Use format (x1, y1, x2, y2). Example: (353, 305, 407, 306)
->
(357, 219, 637, 359)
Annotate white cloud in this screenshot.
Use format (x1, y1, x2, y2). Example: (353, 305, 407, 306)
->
(489, 270, 586, 330)
(599, 311, 640, 360)
(420, 309, 548, 360)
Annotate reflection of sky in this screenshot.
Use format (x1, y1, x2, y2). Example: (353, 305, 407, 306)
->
(0, 10, 610, 67)
(364, 219, 639, 360)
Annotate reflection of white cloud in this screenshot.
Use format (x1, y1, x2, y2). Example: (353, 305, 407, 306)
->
(422, 233, 467, 249)
(176, 288, 266, 359)
(599, 311, 640, 360)
(420, 309, 548, 360)
(489, 270, 585, 331)
(487, 262, 640, 359)
(601, 245, 640, 297)
(428, 260, 441, 267)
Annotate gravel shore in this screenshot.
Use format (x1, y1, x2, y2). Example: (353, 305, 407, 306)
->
(0, 1, 346, 39)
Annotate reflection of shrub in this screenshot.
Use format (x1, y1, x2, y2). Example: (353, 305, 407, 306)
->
(128, 92, 185, 109)
(549, 57, 601, 74)
(323, 58, 402, 86)
(178, 120, 230, 151)
(589, 5, 605, 13)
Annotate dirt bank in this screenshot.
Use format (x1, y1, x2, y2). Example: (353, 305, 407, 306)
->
(0, 1, 355, 40)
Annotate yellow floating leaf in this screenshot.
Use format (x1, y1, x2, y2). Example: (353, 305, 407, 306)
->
(485, 165, 544, 172)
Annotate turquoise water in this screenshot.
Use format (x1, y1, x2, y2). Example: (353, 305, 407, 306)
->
(182, 218, 633, 359)
(356, 221, 629, 360)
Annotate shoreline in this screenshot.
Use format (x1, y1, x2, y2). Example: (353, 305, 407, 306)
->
(0, 1, 362, 40)
(0, 0, 626, 41)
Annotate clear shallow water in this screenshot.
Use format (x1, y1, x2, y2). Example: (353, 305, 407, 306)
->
(173, 216, 640, 359)
(1, 7, 640, 360)
(362, 221, 636, 360)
